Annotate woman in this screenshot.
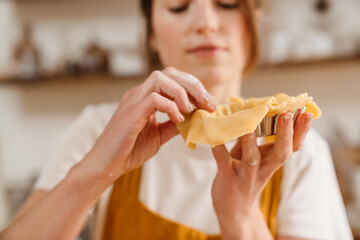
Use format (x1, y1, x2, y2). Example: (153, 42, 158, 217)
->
(6, 0, 352, 239)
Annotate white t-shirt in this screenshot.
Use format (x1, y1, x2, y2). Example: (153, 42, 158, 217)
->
(35, 103, 353, 240)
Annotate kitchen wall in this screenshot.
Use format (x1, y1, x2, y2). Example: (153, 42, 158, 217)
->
(0, 0, 144, 78)
(261, 0, 360, 63)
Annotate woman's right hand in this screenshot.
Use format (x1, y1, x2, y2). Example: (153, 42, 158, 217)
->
(1, 66, 216, 240)
(82, 67, 216, 182)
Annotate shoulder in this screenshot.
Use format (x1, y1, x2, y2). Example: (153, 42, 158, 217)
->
(34, 102, 118, 191)
(59, 101, 119, 157)
(67, 102, 118, 137)
(278, 128, 352, 239)
(302, 128, 330, 157)
(281, 128, 333, 196)
(78, 102, 118, 127)
(283, 128, 330, 173)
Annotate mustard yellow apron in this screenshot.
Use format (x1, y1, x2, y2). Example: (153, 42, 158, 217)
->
(102, 166, 283, 240)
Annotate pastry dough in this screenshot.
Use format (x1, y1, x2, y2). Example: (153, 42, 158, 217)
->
(176, 93, 321, 149)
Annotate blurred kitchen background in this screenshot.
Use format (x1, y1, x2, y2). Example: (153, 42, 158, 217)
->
(0, 0, 360, 239)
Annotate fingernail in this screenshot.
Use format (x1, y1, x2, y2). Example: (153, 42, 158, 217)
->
(283, 113, 292, 125)
(208, 102, 217, 110)
(188, 102, 194, 112)
(179, 113, 185, 122)
(305, 113, 313, 124)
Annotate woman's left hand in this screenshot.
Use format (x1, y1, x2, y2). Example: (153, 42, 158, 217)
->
(211, 112, 313, 240)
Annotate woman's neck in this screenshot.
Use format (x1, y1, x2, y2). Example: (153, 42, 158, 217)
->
(207, 78, 242, 105)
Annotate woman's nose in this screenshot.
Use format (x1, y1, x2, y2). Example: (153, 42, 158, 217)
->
(192, 2, 220, 35)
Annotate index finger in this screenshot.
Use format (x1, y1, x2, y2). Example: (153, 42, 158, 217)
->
(212, 144, 232, 171)
(293, 112, 312, 152)
(163, 67, 216, 112)
(271, 112, 294, 167)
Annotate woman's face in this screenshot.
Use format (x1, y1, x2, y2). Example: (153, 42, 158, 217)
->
(151, 0, 248, 88)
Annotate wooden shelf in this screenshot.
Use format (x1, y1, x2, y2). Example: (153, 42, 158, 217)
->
(0, 73, 145, 86)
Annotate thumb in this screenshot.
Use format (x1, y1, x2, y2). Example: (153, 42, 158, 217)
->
(159, 120, 179, 145)
(212, 144, 232, 171)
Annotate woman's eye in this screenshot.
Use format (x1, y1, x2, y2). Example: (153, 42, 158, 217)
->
(169, 5, 188, 13)
(218, 2, 239, 9)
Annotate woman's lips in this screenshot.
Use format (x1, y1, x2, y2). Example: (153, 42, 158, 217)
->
(187, 44, 226, 57)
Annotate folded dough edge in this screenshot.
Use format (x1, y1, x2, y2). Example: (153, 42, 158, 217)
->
(176, 93, 321, 149)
